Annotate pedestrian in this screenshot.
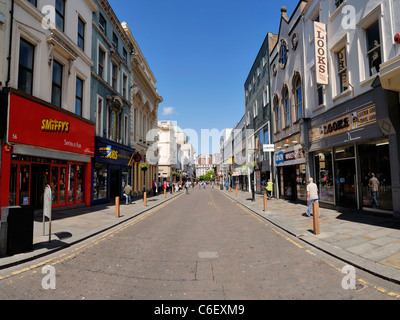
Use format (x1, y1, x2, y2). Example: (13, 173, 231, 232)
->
(163, 180, 167, 192)
(123, 183, 132, 205)
(169, 181, 173, 194)
(303, 178, 319, 217)
(369, 173, 380, 207)
(225, 181, 229, 191)
(152, 181, 157, 195)
(266, 179, 273, 200)
(185, 181, 190, 194)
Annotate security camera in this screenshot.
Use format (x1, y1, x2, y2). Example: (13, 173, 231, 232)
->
(395, 33, 400, 44)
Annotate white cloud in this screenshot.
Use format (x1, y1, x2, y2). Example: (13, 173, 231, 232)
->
(162, 107, 175, 116)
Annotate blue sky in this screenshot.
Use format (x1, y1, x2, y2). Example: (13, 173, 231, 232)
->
(109, 0, 298, 154)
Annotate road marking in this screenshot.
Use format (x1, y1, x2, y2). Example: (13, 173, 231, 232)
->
(198, 252, 219, 259)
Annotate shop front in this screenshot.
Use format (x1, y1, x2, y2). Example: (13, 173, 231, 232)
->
(274, 144, 307, 202)
(1, 91, 95, 210)
(92, 137, 136, 205)
(306, 87, 400, 215)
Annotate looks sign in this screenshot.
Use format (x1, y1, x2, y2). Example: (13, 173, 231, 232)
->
(314, 22, 328, 85)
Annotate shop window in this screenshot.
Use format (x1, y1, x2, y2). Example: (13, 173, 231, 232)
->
(19, 165, 30, 206)
(76, 165, 84, 202)
(314, 151, 334, 203)
(60, 167, 66, 204)
(359, 140, 392, 211)
(335, 145, 354, 159)
(93, 163, 107, 200)
(68, 165, 75, 203)
(9, 164, 17, 206)
(51, 167, 59, 205)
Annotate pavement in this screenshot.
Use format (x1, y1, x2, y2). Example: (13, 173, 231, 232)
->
(1, 186, 400, 285)
(0, 190, 181, 270)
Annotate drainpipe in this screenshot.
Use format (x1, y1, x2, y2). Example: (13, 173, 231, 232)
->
(5, 0, 15, 89)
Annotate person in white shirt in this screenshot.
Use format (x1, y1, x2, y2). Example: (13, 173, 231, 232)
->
(303, 178, 319, 217)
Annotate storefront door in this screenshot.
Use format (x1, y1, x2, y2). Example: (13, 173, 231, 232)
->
(335, 159, 356, 208)
(31, 164, 50, 209)
(110, 167, 121, 200)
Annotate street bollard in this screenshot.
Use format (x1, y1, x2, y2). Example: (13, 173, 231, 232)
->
(313, 202, 320, 235)
(164, 188, 166, 199)
(236, 186, 238, 198)
(229, 186, 231, 195)
(263, 193, 267, 212)
(115, 197, 120, 218)
(144, 192, 147, 207)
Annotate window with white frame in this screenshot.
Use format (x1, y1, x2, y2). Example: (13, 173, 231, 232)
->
(98, 45, 106, 79)
(365, 21, 382, 76)
(263, 86, 269, 107)
(294, 76, 303, 121)
(253, 101, 258, 118)
(274, 96, 280, 133)
(124, 114, 129, 145)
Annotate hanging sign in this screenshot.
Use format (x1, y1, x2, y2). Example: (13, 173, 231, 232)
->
(314, 22, 328, 85)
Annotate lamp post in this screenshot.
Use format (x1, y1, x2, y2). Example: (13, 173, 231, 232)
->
(140, 162, 149, 206)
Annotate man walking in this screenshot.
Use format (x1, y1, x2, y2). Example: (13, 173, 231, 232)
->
(369, 173, 380, 207)
(303, 178, 319, 217)
(124, 183, 132, 205)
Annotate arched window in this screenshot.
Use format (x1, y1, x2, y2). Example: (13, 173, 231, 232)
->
(294, 76, 303, 121)
(273, 95, 280, 133)
(282, 86, 290, 128)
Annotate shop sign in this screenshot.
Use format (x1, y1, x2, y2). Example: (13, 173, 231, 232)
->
(8, 93, 95, 156)
(275, 148, 305, 166)
(314, 22, 328, 85)
(96, 138, 135, 166)
(309, 104, 376, 142)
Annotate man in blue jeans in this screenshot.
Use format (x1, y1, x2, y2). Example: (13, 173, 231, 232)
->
(303, 178, 319, 217)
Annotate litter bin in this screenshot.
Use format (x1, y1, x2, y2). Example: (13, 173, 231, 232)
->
(0, 206, 34, 256)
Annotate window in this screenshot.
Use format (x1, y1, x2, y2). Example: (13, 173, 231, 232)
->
(123, 74, 128, 99)
(263, 86, 269, 107)
(18, 38, 34, 95)
(55, 0, 65, 32)
(366, 21, 381, 76)
(282, 87, 290, 127)
(27, 0, 37, 6)
(337, 47, 348, 93)
(246, 111, 250, 126)
(279, 40, 288, 69)
(112, 33, 118, 50)
(77, 17, 85, 51)
(98, 46, 105, 79)
(52, 60, 63, 107)
(124, 115, 128, 145)
(99, 14, 106, 34)
(123, 48, 128, 63)
(274, 97, 280, 133)
(75, 77, 83, 116)
(253, 101, 258, 118)
(317, 83, 324, 106)
(112, 64, 118, 91)
(334, 0, 344, 9)
(294, 77, 303, 121)
(96, 97, 103, 136)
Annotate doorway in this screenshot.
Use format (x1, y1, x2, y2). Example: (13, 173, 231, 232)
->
(335, 159, 356, 208)
(31, 164, 50, 209)
(110, 168, 121, 200)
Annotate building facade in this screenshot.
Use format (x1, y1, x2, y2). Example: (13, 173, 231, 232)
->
(270, 3, 308, 202)
(300, 0, 400, 217)
(1, 0, 98, 210)
(90, 0, 135, 205)
(123, 22, 162, 195)
(245, 32, 277, 194)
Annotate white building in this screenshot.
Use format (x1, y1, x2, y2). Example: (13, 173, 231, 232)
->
(300, 0, 400, 216)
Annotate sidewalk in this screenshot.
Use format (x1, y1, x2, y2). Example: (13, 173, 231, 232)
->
(220, 188, 400, 284)
(0, 190, 181, 270)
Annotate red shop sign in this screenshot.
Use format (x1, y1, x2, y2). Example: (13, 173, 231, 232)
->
(8, 93, 95, 156)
